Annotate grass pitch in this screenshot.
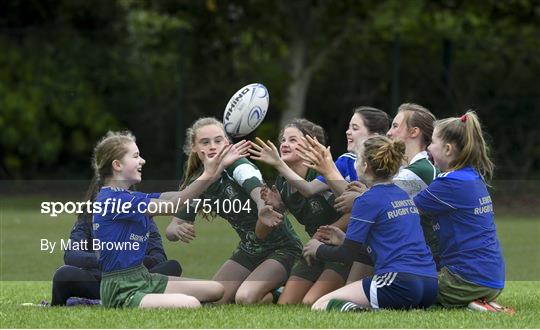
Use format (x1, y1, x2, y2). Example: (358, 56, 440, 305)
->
(1, 197, 539, 328)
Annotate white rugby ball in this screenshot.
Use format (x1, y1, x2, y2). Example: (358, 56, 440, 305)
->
(223, 83, 269, 138)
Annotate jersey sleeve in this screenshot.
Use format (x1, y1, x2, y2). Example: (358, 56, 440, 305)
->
(133, 191, 161, 199)
(413, 176, 457, 215)
(64, 215, 99, 269)
(109, 191, 154, 222)
(143, 218, 167, 269)
(226, 158, 263, 194)
(345, 195, 378, 244)
(316, 153, 351, 183)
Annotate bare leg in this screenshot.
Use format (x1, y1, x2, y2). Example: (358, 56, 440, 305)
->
(277, 276, 313, 305)
(164, 276, 224, 302)
(139, 293, 201, 308)
(212, 260, 251, 304)
(346, 262, 373, 284)
(235, 259, 287, 304)
(303, 269, 346, 305)
(312, 280, 370, 310)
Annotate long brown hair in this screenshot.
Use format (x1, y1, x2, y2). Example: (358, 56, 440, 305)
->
(353, 106, 390, 135)
(278, 118, 327, 145)
(435, 111, 494, 180)
(397, 103, 436, 148)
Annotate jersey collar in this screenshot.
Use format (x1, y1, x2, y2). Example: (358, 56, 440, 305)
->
(409, 151, 429, 165)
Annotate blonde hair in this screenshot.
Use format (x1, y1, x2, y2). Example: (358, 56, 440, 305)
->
(397, 103, 436, 148)
(180, 117, 229, 190)
(356, 136, 405, 180)
(435, 111, 494, 180)
(84, 131, 136, 220)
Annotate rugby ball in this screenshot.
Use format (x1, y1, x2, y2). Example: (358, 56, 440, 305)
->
(223, 83, 269, 138)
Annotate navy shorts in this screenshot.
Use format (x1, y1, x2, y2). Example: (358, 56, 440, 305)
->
(362, 272, 438, 310)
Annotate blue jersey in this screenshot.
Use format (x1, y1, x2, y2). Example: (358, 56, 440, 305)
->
(317, 153, 358, 183)
(92, 187, 160, 273)
(346, 183, 437, 278)
(413, 167, 505, 289)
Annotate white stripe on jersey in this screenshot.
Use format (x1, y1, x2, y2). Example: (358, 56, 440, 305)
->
(341, 152, 357, 160)
(425, 188, 457, 209)
(350, 216, 375, 224)
(232, 164, 263, 186)
(113, 196, 136, 220)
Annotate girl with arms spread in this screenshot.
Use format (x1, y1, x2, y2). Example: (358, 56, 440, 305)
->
(166, 117, 302, 304)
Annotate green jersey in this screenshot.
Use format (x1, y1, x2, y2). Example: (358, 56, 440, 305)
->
(275, 168, 342, 237)
(394, 151, 440, 265)
(176, 158, 302, 256)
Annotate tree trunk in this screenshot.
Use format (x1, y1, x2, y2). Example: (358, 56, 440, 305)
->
(280, 38, 312, 128)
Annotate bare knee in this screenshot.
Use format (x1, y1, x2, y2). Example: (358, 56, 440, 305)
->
(183, 295, 202, 308)
(302, 295, 318, 306)
(235, 287, 262, 305)
(311, 298, 329, 311)
(206, 282, 225, 302)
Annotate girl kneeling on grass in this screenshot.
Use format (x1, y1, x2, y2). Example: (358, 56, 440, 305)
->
(90, 130, 249, 308)
(304, 136, 438, 311)
(413, 111, 507, 312)
(166, 117, 302, 304)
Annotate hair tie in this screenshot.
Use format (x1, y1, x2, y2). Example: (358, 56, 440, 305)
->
(460, 115, 467, 123)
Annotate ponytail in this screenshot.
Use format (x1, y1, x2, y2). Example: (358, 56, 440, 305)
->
(435, 111, 494, 180)
(358, 136, 405, 180)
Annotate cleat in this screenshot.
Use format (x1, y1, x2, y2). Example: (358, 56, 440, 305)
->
(66, 297, 101, 307)
(488, 301, 516, 315)
(467, 299, 498, 313)
(21, 300, 50, 307)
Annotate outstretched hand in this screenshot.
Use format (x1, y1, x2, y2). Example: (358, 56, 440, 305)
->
(315, 225, 345, 246)
(303, 238, 323, 266)
(296, 136, 335, 177)
(171, 222, 196, 243)
(202, 140, 250, 179)
(261, 184, 285, 212)
(258, 204, 283, 228)
(249, 138, 282, 168)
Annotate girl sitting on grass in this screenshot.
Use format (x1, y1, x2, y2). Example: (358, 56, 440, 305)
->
(304, 136, 438, 311)
(166, 117, 302, 305)
(90, 130, 249, 308)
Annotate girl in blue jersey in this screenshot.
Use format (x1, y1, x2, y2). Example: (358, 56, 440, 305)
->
(89, 131, 249, 308)
(304, 136, 438, 311)
(413, 111, 506, 311)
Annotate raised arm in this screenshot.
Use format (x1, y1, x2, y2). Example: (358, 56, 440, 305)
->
(147, 140, 250, 216)
(296, 136, 349, 197)
(249, 138, 328, 197)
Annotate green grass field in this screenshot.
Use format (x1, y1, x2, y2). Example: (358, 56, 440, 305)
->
(1, 197, 539, 328)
